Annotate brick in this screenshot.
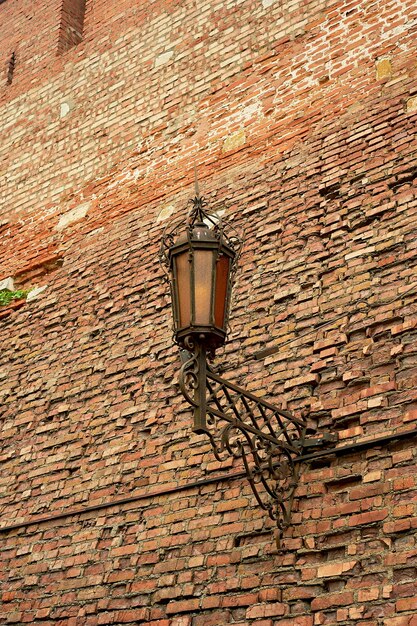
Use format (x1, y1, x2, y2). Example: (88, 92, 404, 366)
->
(222, 129, 246, 153)
(192, 613, 230, 626)
(348, 509, 388, 527)
(376, 58, 392, 80)
(317, 561, 357, 578)
(26, 285, 48, 302)
(358, 587, 379, 602)
(311, 592, 354, 611)
(0, 277, 14, 291)
(406, 97, 417, 114)
(166, 600, 200, 614)
(246, 603, 286, 618)
(396, 597, 417, 612)
(56, 202, 91, 230)
(274, 618, 314, 626)
(2, 1, 417, 625)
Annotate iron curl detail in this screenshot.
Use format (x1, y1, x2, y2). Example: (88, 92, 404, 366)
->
(178, 337, 201, 408)
(204, 411, 303, 531)
(177, 351, 307, 533)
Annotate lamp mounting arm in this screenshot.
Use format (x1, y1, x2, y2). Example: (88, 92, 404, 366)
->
(179, 337, 314, 533)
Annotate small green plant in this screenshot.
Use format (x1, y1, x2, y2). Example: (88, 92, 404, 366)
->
(0, 289, 28, 307)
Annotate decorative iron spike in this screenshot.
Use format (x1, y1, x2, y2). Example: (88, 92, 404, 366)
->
(193, 162, 200, 198)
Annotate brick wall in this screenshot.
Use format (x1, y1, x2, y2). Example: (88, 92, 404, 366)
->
(57, 0, 87, 55)
(1, 0, 417, 624)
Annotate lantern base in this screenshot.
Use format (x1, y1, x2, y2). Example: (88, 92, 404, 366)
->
(175, 326, 226, 354)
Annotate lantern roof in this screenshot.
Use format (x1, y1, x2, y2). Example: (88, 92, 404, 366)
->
(160, 193, 243, 272)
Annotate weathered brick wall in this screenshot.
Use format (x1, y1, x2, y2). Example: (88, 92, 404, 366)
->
(0, 0, 60, 89)
(1, 0, 417, 624)
(57, 0, 87, 54)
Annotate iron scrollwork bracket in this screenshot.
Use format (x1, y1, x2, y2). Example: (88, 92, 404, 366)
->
(179, 338, 314, 538)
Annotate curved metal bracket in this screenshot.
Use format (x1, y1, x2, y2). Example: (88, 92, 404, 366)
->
(179, 339, 308, 534)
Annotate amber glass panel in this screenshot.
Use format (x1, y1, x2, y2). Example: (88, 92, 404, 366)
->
(193, 250, 214, 326)
(214, 255, 230, 329)
(174, 252, 191, 328)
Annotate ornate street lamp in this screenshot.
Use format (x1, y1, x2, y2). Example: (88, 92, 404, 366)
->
(160, 184, 336, 539)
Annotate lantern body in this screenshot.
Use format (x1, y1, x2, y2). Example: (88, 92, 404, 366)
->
(168, 222, 236, 351)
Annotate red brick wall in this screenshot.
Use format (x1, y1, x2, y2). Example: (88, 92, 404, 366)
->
(57, 0, 87, 54)
(1, 0, 417, 624)
(0, 0, 61, 89)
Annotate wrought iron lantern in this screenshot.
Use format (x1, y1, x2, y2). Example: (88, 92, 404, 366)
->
(165, 197, 238, 354)
(160, 185, 336, 542)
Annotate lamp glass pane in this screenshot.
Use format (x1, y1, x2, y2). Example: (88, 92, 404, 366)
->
(174, 251, 191, 328)
(193, 249, 214, 326)
(214, 254, 230, 329)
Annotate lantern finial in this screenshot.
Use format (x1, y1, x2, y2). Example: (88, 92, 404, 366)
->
(193, 162, 200, 198)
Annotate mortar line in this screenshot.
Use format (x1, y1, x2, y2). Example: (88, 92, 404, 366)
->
(1, 427, 416, 534)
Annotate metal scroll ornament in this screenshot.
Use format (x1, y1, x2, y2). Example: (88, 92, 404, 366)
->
(179, 341, 307, 535)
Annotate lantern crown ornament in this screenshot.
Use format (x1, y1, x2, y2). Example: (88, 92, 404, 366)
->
(160, 180, 337, 546)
